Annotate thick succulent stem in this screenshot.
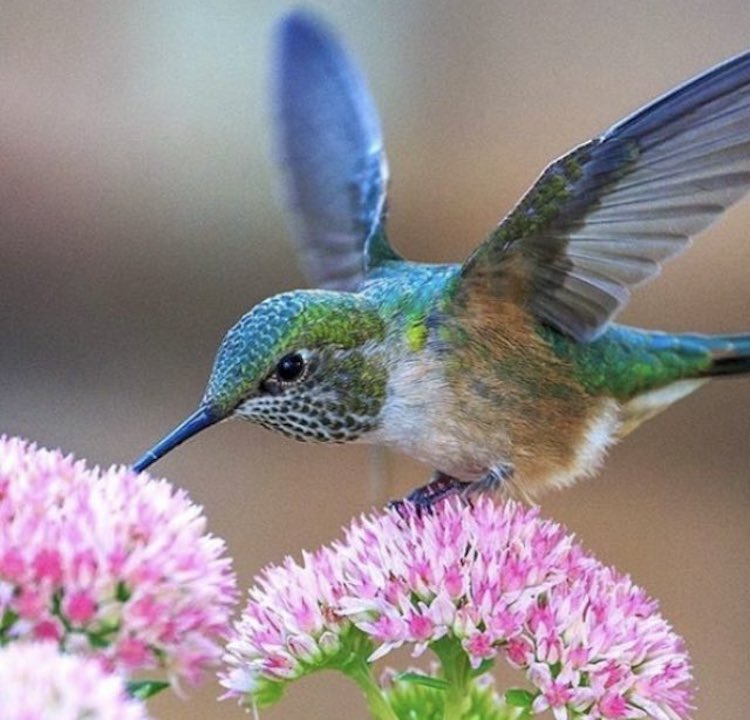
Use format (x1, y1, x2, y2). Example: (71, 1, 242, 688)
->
(433, 636, 472, 720)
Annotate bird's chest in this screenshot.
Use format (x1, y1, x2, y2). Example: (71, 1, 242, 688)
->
(375, 381, 455, 473)
(374, 349, 512, 479)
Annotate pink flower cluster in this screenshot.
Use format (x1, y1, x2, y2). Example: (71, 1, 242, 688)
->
(0, 641, 149, 719)
(223, 498, 693, 720)
(0, 436, 237, 686)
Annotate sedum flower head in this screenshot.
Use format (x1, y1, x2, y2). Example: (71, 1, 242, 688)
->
(223, 498, 693, 720)
(0, 641, 149, 719)
(0, 436, 238, 687)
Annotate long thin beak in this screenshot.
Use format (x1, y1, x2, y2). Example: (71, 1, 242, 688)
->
(132, 406, 220, 473)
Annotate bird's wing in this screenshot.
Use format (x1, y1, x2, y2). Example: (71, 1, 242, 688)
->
(272, 11, 399, 292)
(457, 49, 750, 341)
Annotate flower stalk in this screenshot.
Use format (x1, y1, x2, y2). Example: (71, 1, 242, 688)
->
(432, 637, 472, 720)
(344, 657, 400, 720)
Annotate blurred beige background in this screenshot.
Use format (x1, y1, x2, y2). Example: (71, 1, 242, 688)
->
(1, 1, 749, 718)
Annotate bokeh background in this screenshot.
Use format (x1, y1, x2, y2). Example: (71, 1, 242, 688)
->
(2, 1, 749, 718)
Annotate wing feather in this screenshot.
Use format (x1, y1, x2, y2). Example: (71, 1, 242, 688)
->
(460, 49, 750, 340)
(272, 11, 397, 291)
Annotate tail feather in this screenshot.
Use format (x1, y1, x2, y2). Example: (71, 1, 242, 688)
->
(618, 329, 748, 437)
(696, 333, 750, 377)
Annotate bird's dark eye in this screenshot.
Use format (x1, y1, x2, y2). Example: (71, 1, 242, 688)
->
(276, 352, 306, 383)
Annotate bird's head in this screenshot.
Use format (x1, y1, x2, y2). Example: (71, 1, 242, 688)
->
(132, 290, 388, 473)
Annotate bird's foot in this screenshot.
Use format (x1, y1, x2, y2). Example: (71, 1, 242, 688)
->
(388, 472, 469, 516)
(388, 465, 514, 516)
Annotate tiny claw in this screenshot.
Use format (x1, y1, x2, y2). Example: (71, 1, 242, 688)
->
(386, 497, 412, 520)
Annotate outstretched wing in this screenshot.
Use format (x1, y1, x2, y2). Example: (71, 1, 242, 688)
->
(272, 11, 398, 291)
(459, 49, 750, 341)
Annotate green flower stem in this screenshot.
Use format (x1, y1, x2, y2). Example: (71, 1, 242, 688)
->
(433, 637, 472, 720)
(344, 658, 399, 720)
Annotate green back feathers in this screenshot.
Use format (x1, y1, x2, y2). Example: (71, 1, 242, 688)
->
(364, 260, 462, 348)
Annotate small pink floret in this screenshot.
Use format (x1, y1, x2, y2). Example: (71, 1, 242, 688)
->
(32, 549, 63, 583)
(407, 613, 434, 642)
(33, 619, 63, 641)
(65, 590, 97, 624)
(463, 631, 496, 664)
(599, 692, 629, 718)
(116, 637, 151, 669)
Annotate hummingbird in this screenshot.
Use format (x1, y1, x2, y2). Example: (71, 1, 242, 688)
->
(133, 10, 750, 505)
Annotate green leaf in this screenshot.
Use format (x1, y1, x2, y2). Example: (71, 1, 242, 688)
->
(116, 580, 131, 603)
(126, 680, 170, 700)
(251, 679, 286, 708)
(87, 620, 120, 648)
(0, 609, 18, 634)
(470, 658, 495, 677)
(395, 671, 451, 690)
(505, 688, 535, 708)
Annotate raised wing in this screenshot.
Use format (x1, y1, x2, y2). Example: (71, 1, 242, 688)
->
(272, 11, 398, 291)
(460, 49, 750, 341)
